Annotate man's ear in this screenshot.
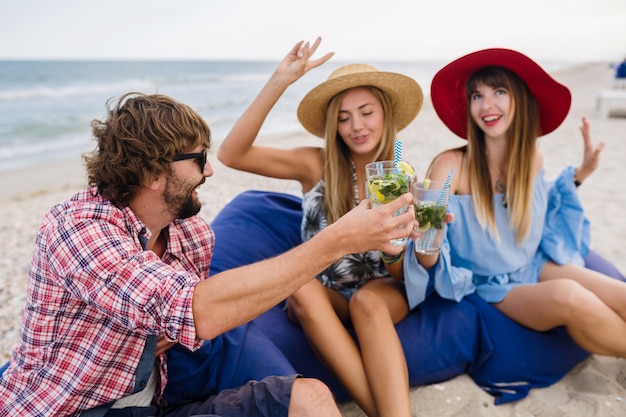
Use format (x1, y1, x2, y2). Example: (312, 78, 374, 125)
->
(148, 173, 165, 191)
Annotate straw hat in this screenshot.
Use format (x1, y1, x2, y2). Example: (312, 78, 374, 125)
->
(297, 64, 423, 138)
(431, 48, 571, 139)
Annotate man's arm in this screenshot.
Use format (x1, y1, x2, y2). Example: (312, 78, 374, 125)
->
(192, 193, 414, 340)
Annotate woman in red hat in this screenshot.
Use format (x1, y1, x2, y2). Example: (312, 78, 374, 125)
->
(399, 48, 626, 362)
(219, 38, 424, 417)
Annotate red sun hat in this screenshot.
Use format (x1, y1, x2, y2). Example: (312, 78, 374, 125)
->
(430, 48, 572, 139)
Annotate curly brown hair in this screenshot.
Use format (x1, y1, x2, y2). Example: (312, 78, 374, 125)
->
(83, 92, 212, 207)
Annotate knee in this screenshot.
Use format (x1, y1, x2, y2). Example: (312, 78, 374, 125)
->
(287, 291, 310, 317)
(349, 286, 386, 319)
(549, 280, 599, 319)
(289, 378, 339, 416)
(286, 287, 318, 323)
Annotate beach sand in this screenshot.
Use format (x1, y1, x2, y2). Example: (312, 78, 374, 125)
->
(1, 61, 626, 415)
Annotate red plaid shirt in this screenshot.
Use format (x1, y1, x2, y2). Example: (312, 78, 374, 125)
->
(0, 187, 214, 416)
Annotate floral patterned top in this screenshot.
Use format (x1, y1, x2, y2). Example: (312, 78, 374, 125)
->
(301, 164, 388, 290)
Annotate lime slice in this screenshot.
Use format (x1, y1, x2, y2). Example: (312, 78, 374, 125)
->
(368, 180, 386, 202)
(368, 180, 381, 195)
(396, 161, 414, 175)
(423, 178, 431, 190)
(418, 221, 431, 231)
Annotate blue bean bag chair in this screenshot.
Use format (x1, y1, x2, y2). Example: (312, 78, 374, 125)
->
(5, 190, 620, 407)
(166, 190, 490, 404)
(191, 189, 625, 405)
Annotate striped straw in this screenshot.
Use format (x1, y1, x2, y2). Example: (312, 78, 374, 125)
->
(393, 140, 402, 173)
(438, 168, 454, 205)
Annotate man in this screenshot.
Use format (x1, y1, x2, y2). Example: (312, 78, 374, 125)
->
(0, 92, 414, 416)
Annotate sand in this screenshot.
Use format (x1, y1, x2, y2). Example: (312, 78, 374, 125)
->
(1, 61, 626, 416)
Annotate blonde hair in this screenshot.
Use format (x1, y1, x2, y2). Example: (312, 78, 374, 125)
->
(465, 67, 540, 244)
(323, 86, 397, 224)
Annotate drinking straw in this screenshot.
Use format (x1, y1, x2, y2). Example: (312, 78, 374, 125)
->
(438, 168, 454, 205)
(393, 140, 402, 173)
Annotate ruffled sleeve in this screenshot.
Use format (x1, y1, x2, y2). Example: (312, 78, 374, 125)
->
(540, 166, 590, 266)
(403, 239, 475, 310)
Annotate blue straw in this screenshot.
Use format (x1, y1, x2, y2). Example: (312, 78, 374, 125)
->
(393, 140, 402, 173)
(438, 168, 454, 205)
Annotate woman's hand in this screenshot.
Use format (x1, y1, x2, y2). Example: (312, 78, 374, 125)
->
(575, 116, 605, 184)
(276, 37, 334, 85)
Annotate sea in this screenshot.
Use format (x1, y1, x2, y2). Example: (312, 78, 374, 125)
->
(0, 59, 572, 173)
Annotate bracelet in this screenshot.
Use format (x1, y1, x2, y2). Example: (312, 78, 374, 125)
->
(380, 251, 404, 265)
(573, 168, 582, 187)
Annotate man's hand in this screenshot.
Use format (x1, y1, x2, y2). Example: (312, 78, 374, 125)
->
(333, 192, 415, 256)
(156, 335, 176, 356)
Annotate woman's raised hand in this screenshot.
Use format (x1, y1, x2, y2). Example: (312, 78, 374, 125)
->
(576, 116, 606, 183)
(278, 37, 334, 83)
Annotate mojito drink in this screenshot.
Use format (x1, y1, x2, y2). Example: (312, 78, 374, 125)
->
(366, 160, 413, 247)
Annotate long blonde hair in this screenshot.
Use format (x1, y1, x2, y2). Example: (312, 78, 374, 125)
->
(465, 67, 540, 244)
(323, 86, 397, 224)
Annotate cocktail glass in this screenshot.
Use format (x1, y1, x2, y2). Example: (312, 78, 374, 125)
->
(366, 160, 412, 246)
(413, 180, 449, 255)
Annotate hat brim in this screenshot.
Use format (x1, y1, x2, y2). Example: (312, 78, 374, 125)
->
(431, 48, 571, 139)
(298, 70, 423, 138)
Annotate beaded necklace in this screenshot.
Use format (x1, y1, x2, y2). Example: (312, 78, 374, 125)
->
(351, 161, 359, 207)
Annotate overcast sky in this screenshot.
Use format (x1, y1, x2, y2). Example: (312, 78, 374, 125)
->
(1, 0, 625, 63)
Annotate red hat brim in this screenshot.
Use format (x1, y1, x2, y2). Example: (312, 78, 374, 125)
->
(431, 48, 571, 139)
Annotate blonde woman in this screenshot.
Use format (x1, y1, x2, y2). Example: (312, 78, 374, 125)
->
(219, 38, 422, 417)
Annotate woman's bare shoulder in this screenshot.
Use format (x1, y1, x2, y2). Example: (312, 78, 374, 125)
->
(428, 147, 465, 176)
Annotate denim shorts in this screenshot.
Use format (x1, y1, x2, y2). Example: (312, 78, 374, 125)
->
(336, 286, 359, 300)
(103, 374, 298, 417)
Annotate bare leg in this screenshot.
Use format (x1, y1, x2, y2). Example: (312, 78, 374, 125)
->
(494, 279, 626, 356)
(287, 280, 378, 416)
(288, 377, 342, 417)
(541, 262, 626, 320)
(350, 278, 412, 417)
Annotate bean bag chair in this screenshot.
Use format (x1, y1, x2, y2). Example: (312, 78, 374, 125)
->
(200, 190, 625, 404)
(467, 250, 626, 403)
(205, 190, 489, 402)
(6, 190, 623, 407)
(164, 321, 298, 404)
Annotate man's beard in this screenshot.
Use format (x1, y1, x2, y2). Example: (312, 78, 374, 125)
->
(176, 195, 201, 219)
(163, 174, 202, 219)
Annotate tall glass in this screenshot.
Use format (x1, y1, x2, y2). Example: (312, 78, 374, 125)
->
(365, 160, 412, 246)
(413, 180, 449, 255)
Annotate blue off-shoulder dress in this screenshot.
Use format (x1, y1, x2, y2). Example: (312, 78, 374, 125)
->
(403, 166, 590, 310)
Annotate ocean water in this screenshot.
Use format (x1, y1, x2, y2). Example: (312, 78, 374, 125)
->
(0, 59, 571, 173)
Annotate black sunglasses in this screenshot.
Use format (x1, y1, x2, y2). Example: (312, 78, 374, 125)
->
(172, 150, 207, 172)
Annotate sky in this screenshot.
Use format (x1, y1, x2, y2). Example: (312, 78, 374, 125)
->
(1, 0, 625, 63)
